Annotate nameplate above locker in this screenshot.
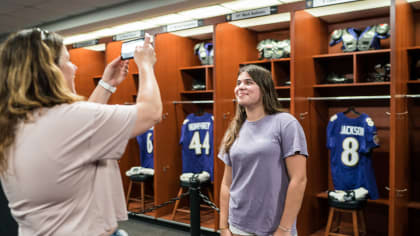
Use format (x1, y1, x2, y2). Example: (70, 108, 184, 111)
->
(113, 30, 144, 41)
(306, 0, 360, 8)
(165, 20, 204, 32)
(72, 39, 98, 49)
(226, 6, 277, 21)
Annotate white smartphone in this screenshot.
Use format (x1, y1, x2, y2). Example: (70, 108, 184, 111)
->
(121, 38, 144, 60)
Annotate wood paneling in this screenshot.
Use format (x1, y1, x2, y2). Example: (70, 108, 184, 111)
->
(70, 48, 105, 98)
(293, 10, 329, 236)
(153, 33, 200, 217)
(105, 41, 137, 105)
(390, 0, 413, 235)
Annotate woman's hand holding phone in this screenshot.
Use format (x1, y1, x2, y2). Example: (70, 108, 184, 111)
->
(134, 34, 156, 68)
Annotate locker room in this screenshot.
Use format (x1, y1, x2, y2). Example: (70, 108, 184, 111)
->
(0, 0, 419, 235)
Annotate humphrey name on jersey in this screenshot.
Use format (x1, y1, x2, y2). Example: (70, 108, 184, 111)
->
(340, 125, 365, 136)
(188, 122, 211, 131)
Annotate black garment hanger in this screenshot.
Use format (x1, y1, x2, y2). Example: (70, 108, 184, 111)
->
(343, 106, 361, 115)
(195, 105, 205, 116)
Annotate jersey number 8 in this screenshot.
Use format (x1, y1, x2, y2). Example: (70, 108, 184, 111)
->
(341, 137, 359, 166)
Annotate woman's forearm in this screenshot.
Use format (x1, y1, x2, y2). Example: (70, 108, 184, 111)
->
(278, 176, 307, 229)
(88, 84, 112, 104)
(219, 183, 230, 229)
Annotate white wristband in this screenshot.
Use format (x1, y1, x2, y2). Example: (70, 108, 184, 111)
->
(278, 225, 292, 232)
(98, 80, 116, 93)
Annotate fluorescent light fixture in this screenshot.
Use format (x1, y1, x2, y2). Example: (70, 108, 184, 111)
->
(64, 0, 299, 45)
(83, 43, 106, 51)
(229, 12, 290, 28)
(171, 25, 214, 37)
(64, 34, 95, 45)
(305, 0, 390, 17)
(111, 21, 157, 34)
(90, 28, 113, 38)
(178, 5, 233, 19)
(407, 0, 420, 2)
(279, 0, 302, 3)
(221, 0, 283, 11)
(143, 14, 193, 26)
(63, 28, 114, 45)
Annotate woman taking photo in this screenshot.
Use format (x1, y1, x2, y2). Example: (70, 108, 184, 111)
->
(0, 28, 161, 235)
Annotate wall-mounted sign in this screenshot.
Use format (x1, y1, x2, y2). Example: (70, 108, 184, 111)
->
(113, 30, 144, 41)
(72, 39, 98, 48)
(165, 20, 204, 32)
(306, 0, 359, 8)
(226, 6, 277, 21)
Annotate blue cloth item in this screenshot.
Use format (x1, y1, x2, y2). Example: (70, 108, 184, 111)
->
(180, 112, 214, 180)
(327, 112, 380, 200)
(136, 127, 154, 169)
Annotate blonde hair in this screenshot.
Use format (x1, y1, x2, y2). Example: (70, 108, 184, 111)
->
(220, 65, 283, 154)
(0, 28, 83, 175)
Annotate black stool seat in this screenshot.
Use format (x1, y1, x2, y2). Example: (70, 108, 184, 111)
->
(328, 197, 367, 210)
(325, 194, 367, 236)
(129, 174, 153, 182)
(180, 178, 210, 187)
(126, 174, 154, 212)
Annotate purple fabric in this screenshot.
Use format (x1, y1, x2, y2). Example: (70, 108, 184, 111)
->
(218, 112, 308, 236)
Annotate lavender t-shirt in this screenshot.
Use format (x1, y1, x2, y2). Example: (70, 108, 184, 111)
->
(218, 112, 308, 236)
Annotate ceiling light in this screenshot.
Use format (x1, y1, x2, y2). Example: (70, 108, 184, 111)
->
(63, 28, 112, 45)
(178, 5, 233, 19)
(83, 43, 106, 51)
(171, 25, 214, 37)
(111, 21, 157, 35)
(143, 14, 193, 26)
(64, 34, 96, 45)
(279, 0, 302, 3)
(305, 0, 390, 17)
(221, 0, 283, 11)
(229, 12, 290, 28)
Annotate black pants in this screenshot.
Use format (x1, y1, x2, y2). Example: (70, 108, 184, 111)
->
(0, 183, 18, 236)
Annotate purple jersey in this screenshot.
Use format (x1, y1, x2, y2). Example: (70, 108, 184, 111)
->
(180, 113, 214, 180)
(327, 112, 379, 199)
(136, 127, 154, 169)
(218, 112, 308, 236)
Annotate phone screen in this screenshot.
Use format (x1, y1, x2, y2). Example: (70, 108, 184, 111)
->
(121, 38, 144, 60)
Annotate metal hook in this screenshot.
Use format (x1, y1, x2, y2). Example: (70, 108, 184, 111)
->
(162, 112, 169, 120)
(223, 112, 230, 120)
(385, 111, 408, 117)
(385, 186, 408, 197)
(299, 112, 308, 120)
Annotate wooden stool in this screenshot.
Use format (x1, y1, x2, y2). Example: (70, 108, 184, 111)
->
(325, 201, 367, 236)
(126, 174, 153, 212)
(170, 180, 213, 220)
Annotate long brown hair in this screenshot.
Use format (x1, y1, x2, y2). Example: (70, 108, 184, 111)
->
(220, 64, 283, 154)
(0, 28, 83, 175)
